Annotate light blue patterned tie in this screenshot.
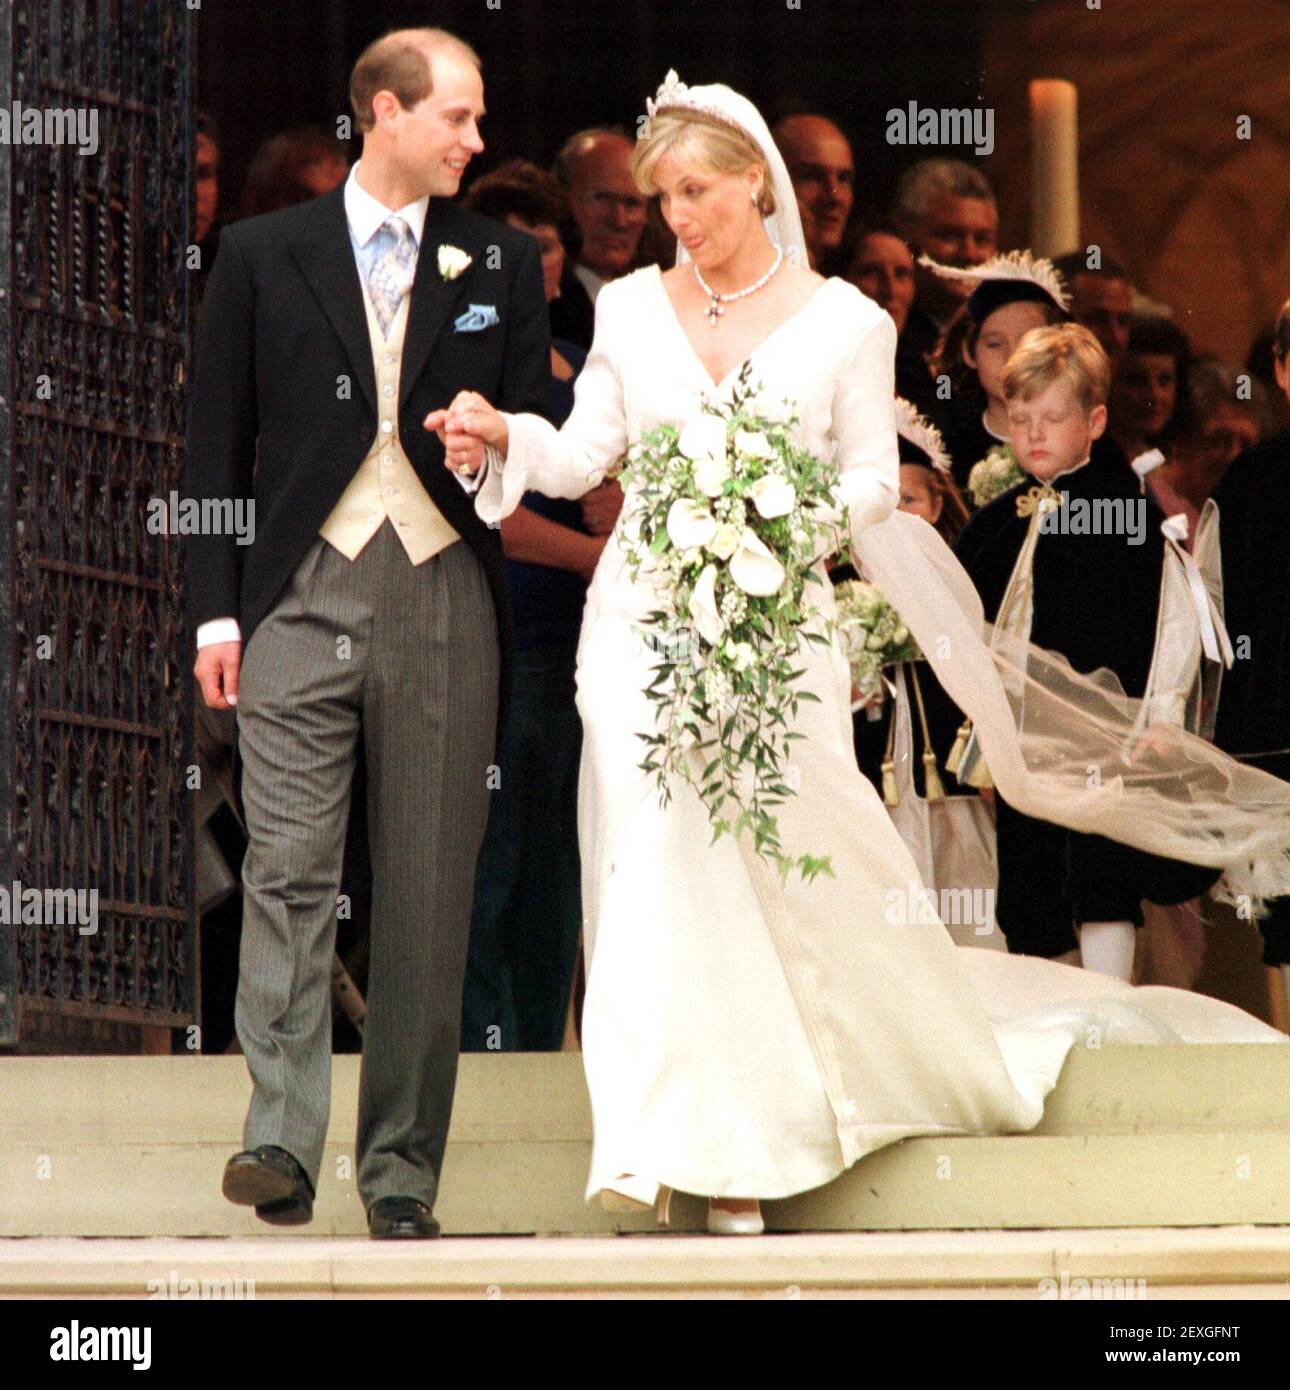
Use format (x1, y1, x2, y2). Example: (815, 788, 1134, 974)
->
(366, 216, 416, 337)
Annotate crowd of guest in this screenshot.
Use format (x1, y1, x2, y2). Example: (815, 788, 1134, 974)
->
(193, 98, 1290, 1053)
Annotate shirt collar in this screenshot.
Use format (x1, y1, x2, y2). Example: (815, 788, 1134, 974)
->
(345, 162, 429, 249)
(573, 262, 607, 303)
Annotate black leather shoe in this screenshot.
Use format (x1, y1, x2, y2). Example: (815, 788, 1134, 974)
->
(368, 1196, 440, 1240)
(222, 1145, 315, 1226)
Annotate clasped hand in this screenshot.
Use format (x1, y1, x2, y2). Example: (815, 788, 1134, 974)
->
(423, 390, 507, 475)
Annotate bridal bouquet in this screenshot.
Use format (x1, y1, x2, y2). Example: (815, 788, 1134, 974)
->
(967, 441, 1025, 508)
(617, 365, 845, 883)
(832, 578, 922, 703)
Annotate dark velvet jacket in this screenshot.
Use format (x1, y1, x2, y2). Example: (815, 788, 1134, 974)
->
(954, 447, 1166, 697)
(954, 445, 1221, 905)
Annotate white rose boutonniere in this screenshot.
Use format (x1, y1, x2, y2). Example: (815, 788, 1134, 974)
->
(437, 244, 473, 281)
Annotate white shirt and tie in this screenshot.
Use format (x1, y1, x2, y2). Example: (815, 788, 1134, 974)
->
(196, 163, 482, 650)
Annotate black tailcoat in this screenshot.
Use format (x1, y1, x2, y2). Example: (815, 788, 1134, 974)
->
(183, 182, 553, 721)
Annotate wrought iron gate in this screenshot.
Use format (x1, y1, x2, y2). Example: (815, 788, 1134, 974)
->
(0, 0, 194, 1046)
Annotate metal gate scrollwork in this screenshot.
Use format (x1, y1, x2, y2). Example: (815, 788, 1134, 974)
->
(1, 0, 195, 1046)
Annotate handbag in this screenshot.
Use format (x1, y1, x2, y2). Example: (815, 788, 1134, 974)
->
(882, 664, 1006, 951)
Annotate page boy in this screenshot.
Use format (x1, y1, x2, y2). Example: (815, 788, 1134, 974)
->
(954, 322, 1218, 977)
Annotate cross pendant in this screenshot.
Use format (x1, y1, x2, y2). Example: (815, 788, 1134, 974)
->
(706, 299, 723, 326)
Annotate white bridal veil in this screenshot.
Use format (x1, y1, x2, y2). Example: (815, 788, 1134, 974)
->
(648, 73, 1290, 914)
(647, 70, 811, 274)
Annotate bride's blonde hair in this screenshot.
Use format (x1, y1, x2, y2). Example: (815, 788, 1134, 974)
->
(631, 108, 776, 215)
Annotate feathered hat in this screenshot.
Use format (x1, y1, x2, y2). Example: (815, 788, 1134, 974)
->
(894, 397, 952, 476)
(919, 249, 1072, 324)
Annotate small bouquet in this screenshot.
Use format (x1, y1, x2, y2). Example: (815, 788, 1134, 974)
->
(616, 364, 845, 883)
(967, 442, 1025, 508)
(832, 579, 922, 703)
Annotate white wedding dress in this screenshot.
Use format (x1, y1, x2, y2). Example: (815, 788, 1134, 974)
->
(474, 264, 1284, 1205)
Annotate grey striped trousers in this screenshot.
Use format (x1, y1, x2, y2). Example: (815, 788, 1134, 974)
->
(234, 521, 499, 1209)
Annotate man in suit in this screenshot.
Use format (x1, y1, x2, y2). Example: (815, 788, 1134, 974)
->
(184, 26, 550, 1239)
(771, 113, 855, 272)
(890, 158, 999, 404)
(548, 128, 649, 350)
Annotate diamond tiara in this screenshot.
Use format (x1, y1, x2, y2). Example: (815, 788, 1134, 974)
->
(645, 69, 743, 129)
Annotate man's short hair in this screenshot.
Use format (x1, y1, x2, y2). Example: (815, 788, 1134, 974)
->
(892, 158, 996, 233)
(1002, 322, 1111, 411)
(1051, 249, 1130, 286)
(349, 27, 480, 134)
(552, 127, 633, 187)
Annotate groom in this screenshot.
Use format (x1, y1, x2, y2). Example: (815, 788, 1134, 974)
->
(184, 27, 550, 1237)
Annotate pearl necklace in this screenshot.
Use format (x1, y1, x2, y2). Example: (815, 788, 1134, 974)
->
(693, 244, 784, 326)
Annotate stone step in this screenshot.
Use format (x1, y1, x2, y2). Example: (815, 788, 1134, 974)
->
(3, 1229, 1290, 1299)
(1, 1049, 1289, 1237)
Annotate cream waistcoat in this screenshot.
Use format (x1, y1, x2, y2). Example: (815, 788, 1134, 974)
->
(318, 283, 460, 563)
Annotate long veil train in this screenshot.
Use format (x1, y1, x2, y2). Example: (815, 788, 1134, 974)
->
(853, 510, 1290, 914)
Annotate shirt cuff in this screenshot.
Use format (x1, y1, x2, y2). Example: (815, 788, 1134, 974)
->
(196, 618, 242, 649)
(456, 446, 500, 495)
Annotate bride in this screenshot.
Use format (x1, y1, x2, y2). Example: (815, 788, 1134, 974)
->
(427, 73, 1288, 1235)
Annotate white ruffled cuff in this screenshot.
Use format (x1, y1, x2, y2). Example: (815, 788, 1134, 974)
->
(473, 432, 529, 528)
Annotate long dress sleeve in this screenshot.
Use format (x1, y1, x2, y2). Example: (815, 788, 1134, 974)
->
(832, 310, 900, 542)
(474, 277, 630, 526)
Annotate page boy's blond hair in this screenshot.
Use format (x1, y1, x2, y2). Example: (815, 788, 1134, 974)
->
(1002, 323, 1111, 411)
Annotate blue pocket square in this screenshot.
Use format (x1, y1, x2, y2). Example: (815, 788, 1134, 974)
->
(454, 304, 500, 333)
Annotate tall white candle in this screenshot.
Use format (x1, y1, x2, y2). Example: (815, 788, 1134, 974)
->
(1030, 79, 1079, 256)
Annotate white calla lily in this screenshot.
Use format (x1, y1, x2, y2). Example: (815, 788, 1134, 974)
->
(665, 498, 718, 550)
(734, 428, 776, 459)
(688, 564, 725, 645)
(678, 415, 728, 463)
(749, 473, 797, 518)
(729, 528, 786, 596)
